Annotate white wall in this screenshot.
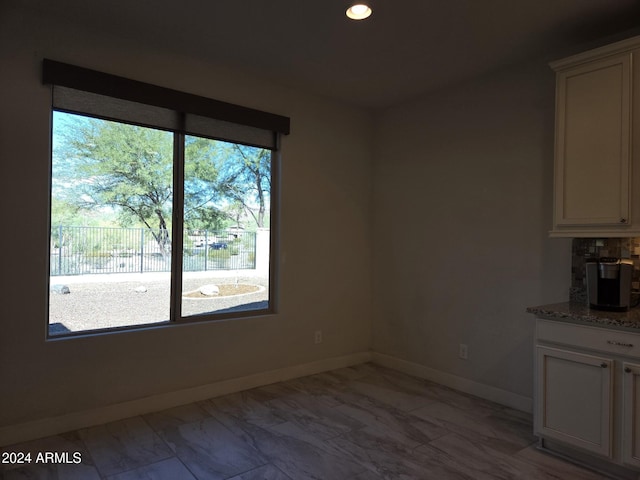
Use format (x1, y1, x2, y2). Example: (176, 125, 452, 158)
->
(371, 61, 572, 401)
(0, 5, 373, 429)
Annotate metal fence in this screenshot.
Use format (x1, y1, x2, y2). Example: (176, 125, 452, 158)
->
(50, 226, 256, 276)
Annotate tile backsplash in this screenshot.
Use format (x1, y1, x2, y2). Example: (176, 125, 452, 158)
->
(571, 238, 640, 302)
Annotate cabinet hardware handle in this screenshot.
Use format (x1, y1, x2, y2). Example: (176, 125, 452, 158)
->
(601, 362, 608, 368)
(607, 340, 634, 348)
(626, 367, 633, 373)
(621, 218, 628, 223)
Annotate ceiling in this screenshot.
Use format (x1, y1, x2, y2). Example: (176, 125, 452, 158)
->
(13, 0, 640, 109)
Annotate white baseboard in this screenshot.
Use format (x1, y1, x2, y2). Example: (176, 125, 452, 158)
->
(371, 352, 533, 413)
(0, 351, 372, 447)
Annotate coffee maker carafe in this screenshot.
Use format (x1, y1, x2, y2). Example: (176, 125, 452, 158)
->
(586, 257, 633, 311)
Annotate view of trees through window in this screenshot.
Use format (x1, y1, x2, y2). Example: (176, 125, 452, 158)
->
(49, 111, 272, 336)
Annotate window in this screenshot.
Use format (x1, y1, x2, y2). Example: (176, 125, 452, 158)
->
(44, 60, 289, 337)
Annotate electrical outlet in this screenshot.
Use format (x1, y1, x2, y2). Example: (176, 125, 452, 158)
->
(459, 343, 468, 360)
(314, 330, 323, 344)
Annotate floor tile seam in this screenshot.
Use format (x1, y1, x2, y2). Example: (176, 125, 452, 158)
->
(152, 427, 271, 480)
(408, 399, 511, 431)
(344, 400, 441, 435)
(154, 410, 272, 471)
(405, 399, 450, 415)
(222, 462, 291, 480)
(79, 428, 130, 478)
(413, 433, 518, 479)
(209, 394, 293, 427)
(427, 448, 518, 480)
(172, 453, 209, 480)
(406, 442, 481, 478)
(511, 442, 584, 478)
(317, 440, 382, 480)
(337, 404, 450, 447)
(520, 449, 619, 480)
(141, 406, 224, 439)
(429, 417, 531, 452)
(347, 434, 455, 479)
(279, 387, 350, 410)
(423, 430, 547, 476)
(375, 379, 450, 402)
(114, 447, 175, 479)
(246, 431, 369, 480)
(101, 454, 182, 480)
(138, 413, 181, 454)
(139, 411, 166, 439)
(59, 430, 100, 475)
(311, 429, 381, 470)
(414, 429, 460, 454)
(410, 424, 455, 452)
(209, 406, 292, 435)
(215, 416, 279, 466)
(276, 418, 371, 455)
(481, 445, 571, 479)
(341, 381, 429, 414)
(329, 405, 402, 436)
(400, 399, 444, 415)
(510, 441, 589, 477)
(98, 416, 176, 477)
(282, 397, 367, 426)
(260, 399, 326, 427)
(329, 424, 433, 463)
(268, 462, 296, 480)
(284, 392, 350, 412)
(513, 440, 543, 458)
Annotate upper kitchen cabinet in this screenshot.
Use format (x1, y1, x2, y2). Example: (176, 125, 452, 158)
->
(550, 36, 640, 237)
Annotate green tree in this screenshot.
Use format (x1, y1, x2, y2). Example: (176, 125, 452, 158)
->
(54, 114, 220, 254)
(217, 144, 271, 228)
(53, 112, 272, 256)
(183, 136, 228, 232)
(55, 116, 173, 253)
(50, 197, 82, 226)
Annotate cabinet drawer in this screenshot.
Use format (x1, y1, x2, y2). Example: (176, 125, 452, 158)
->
(537, 319, 640, 359)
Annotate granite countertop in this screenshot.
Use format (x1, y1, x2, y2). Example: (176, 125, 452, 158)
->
(527, 302, 640, 331)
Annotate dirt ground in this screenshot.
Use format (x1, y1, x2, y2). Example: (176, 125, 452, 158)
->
(48, 274, 268, 335)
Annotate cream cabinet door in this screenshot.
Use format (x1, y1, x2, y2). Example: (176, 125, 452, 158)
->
(554, 53, 632, 228)
(536, 346, 613, 457)
(623, 362, 640, 468)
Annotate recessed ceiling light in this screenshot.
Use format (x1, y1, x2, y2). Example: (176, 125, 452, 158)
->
(346, 3, 372, 20)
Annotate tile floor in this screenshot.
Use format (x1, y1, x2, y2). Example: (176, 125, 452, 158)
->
(0, 363, 613, 479)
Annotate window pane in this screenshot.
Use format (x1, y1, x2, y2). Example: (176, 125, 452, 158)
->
(181, 136, 270, 317)
(48, 111, 173, 335)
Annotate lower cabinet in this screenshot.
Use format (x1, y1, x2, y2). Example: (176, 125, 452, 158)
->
(624, 362, 640, 469)
(534, 319, 640, 475)
(536, 346, 613, 457)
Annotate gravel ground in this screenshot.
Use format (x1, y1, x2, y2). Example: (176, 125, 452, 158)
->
(49, 272, 269, 335)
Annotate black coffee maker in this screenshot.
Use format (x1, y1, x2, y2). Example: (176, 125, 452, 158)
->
(586, 257, 633, 311)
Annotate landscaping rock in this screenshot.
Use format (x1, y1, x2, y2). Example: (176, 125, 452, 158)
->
(51, 284, 70, 294)
(199, 284, 220, 296)
(134, 286, 148, 293)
